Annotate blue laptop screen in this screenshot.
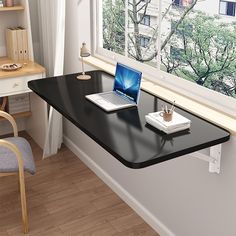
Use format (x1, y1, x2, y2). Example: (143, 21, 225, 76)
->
(113, 63, 142, 103)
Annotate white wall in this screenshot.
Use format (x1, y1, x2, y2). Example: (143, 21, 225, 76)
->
(64, 0, 94, 75)
(28, 0, 41, 63)
(64, 120, 236, 236)
(32, 1, 236, 235)
(63, 1, 236, 235)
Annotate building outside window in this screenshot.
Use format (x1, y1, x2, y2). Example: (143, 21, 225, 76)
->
(173, 0, 193, 7)
(140, 14, 151, 26)
(219, 0, 236, 16)
(97, 0, 236, 115)
(140, 35, 151, 47)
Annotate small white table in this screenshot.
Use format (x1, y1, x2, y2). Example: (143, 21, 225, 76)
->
(0, 57, 47, 149)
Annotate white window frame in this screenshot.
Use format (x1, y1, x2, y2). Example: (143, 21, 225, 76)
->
(92, 0, 236, 117)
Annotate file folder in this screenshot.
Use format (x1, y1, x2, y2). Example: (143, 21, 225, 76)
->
(6, 28, 18, 61)
(16, 27, 24, 60)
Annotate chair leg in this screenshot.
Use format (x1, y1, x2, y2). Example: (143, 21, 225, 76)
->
(18, 173, 29, 234)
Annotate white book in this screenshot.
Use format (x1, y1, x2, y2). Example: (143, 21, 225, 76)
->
(145, 111, 191, 134)
(148, 111, 191, 129)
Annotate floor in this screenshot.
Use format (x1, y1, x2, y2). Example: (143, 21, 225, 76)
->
(0, 133, 159, 236)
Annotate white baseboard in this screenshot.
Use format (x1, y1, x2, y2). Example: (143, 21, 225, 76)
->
(63, 135, 175, 236)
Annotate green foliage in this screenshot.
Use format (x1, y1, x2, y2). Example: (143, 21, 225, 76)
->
(162, 11, 236, 98)
(103, 0, 125, 54)
(102, 0, 236, 98)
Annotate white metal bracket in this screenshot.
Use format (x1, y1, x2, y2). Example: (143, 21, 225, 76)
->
(189, 144, 222, 174)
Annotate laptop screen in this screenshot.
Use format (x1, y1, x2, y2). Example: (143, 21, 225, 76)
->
(113, 63, 142, 103)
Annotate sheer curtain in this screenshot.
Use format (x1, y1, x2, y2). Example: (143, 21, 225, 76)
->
(37, 0, 66, 158)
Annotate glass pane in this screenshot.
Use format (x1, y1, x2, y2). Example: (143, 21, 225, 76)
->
(219, 1, 227, 15)
(227, 2, 235, 16)
(127, 0, 159, 67)
(102, 0, 125, 55)
(161, 0, 236, 98)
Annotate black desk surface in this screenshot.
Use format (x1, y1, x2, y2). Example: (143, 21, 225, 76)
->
(28, 70, 230, 169)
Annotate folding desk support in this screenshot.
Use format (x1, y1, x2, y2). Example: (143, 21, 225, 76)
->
(189, 144, 222, 174)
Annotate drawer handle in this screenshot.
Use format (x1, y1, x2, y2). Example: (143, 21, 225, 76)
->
(13, 83, 19, 88)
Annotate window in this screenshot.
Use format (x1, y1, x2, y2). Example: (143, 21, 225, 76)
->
(219, 1, 236, 16)
(140, 35, 150, 48)
(95, 0, 236, 115)
(173, 0, 193, 7)
(140, 14, 150, 26)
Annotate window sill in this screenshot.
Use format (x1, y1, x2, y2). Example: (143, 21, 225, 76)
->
(84, 56, 236, 135)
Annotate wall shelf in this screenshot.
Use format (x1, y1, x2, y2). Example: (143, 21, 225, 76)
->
(0, 111, 31, 121)
(0, 6, 24, 12)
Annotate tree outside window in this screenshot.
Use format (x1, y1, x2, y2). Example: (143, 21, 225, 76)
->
(101, 0, 236, 99)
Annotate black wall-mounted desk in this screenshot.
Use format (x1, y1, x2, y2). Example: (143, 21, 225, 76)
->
(28, 70, 230, 169)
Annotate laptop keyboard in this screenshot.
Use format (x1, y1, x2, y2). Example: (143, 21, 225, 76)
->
(100, 92, 131, 105)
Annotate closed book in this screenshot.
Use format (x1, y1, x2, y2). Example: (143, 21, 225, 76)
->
(145, 115, 191, 134)
(145, 111, 191, 134)
(22, 29, 28, 60)
(5, 28, 18, 60)
(8, 107, 30, 115)
(7, 94, 30, 114)
(8, 93, 30, 104)
(148, 111, 191, 130)
(8, 102, 30, 110)
(16, 28, 24, 60)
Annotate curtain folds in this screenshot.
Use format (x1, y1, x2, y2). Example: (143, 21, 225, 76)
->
(38, 0, 66, 158)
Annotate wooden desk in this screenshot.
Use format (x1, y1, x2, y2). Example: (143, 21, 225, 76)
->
(0, 57, 47, 149)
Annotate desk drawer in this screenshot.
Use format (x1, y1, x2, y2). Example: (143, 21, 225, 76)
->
(0, 74, 43, 96)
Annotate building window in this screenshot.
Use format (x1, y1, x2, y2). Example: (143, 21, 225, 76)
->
(140, 14, 150, 26)
(219, 1, 236, 16)
(140, 35, 150, 48)
(97, 0, 236, 112)
(173, 0, 193, 7)
(170, 46, 184, 61)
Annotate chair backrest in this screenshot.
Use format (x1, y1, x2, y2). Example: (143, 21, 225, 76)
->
(0, 110, 18, 137)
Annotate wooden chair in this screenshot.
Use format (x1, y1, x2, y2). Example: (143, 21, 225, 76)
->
(0, 96, 7, 111)
(0, 110, 36, 234)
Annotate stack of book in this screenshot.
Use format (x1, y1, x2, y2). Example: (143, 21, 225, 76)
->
(7, 94, 30, 114)
(5, 27, 28, 61)
(145, 111, 191, 134)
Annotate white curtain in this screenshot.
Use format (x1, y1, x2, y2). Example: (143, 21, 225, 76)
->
(38, 0, 66, 158)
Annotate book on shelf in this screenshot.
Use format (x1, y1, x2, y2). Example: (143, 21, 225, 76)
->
(145, 111, 191, 134)
(7, 94, 30, 114)
(16, 27, 24, 60)
(22, 28, 28, 60)
(6, 28, 18, 60)
(5, 27, 29, 61)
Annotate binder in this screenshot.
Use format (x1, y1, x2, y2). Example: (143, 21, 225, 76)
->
(22, 29, 29, 60)
(5, 28, 18, 61)
(5, 27, 29, 61)
(16, 28, 24, 60)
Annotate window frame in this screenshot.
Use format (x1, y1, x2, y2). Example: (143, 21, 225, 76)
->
(219, 0, 236, 16)
(140, 14, 151, 26)
(92, 0, 236, 118)
(140, 35, 151, 48)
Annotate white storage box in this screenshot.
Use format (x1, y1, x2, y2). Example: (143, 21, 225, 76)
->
(7, 93, 30, 114)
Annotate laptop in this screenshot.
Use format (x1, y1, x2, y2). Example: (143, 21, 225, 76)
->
(85, 63, 142, 112)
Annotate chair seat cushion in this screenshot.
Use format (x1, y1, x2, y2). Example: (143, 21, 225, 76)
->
(0, 137, 35, 174)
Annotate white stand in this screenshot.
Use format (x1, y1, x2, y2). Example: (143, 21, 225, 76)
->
(77, 57, 91, 80)
(189, 144, 222, 174)
(77, 74, 91, 80)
